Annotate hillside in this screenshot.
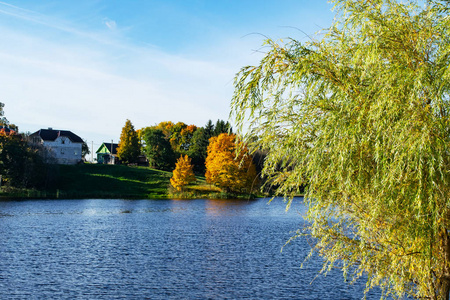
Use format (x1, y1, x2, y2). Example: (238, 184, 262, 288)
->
(0, 163, 259, 200)
(55, 164, 172, 199)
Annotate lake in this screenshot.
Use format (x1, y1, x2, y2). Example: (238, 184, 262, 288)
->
(0, 198, 383, 299)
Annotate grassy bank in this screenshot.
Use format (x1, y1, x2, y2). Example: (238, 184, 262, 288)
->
(55, 164, 172, 199)
(168, 174, 260, 200)
(0, 163, 260, 200)
(0, 164, 172, 199)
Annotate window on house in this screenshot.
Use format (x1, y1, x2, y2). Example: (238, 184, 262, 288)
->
(61, 149, 65, 155)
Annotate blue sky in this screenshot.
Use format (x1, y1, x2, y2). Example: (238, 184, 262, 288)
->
(0, 0, 334, 157)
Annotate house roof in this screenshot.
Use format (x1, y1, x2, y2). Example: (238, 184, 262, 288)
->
(31, 128, 84, 143)
(96, 142, 119, 155)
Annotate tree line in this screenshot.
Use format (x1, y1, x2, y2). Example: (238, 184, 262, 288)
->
(116, 119, 258, 194)
(0, 103, 57, 189)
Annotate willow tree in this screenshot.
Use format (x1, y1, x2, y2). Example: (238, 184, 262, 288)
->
(232, 0, 450, 299)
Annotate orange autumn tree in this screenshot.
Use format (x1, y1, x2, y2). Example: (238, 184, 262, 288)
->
(205, 133, 257, 193)
(170, 155, 196, 191)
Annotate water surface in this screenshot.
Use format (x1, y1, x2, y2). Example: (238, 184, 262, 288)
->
(0, 198, 382, 299)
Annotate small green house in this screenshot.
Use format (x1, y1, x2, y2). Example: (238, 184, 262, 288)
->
(96, 142, 119, 164)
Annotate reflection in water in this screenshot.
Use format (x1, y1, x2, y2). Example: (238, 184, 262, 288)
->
(205, 199, 253, 217)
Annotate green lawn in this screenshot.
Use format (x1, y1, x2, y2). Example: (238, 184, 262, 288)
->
(0, 163, 259, 200)
(55, 164, 172, 199)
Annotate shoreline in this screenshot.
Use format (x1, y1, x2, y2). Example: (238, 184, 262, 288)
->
(0, 163, 261, 201)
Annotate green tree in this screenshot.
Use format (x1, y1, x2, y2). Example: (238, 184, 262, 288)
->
(0, 102, 18, 131)
(188, 127, 209, 173)
(232, 0, 450, 299)
(178, 124, 197, 152)
(167, 122, 198, 155)
(0, 133, 49, 188)
(167, 122, 187, 153)
(142, 128, 175, 171)
(204, 120, 215, 137)
(213, 119, 232, 136)
(188, 120, 217, 173)
(0, 103, 45, 188)
(187, 120, 233, 174)
(81, 140, 90, 160)
(117, 119, 140, 164)
(154, 121, 174, 139)
(0, 102, 6, 127)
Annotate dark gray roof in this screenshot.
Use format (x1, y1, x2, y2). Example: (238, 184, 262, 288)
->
(31, 129, 84, 143)
(101, 142, 119, 155)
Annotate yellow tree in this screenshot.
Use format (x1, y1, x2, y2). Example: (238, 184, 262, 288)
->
(205, 133, 257, 193)
(117, 119, 140, 164)
(170, 155, 196, 191)
(154, 121, 174, 139)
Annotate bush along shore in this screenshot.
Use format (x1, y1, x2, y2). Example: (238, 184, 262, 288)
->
(0, 164, 260, 200)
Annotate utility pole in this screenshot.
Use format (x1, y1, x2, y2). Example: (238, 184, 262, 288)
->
(91, 141, 94, 163)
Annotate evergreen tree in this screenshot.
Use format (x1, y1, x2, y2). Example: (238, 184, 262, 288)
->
(189, 120, 218, 173)
(189, 127, 209, 173)
(117, 119, 140, 164)
(204, 120, 215, 137)
(213, 120, 232, 136)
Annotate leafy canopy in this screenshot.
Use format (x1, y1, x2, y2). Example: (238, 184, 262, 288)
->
(205, 133, 257, 193)
(188, 119, 233, 173)
(141, 128, 175, 171)
(0, 133, 46, 188)
(231, 0, 450, 299)
(140, 119, 233, 173)
(0, 103, 52, 189)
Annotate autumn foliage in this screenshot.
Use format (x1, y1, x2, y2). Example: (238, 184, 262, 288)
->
(205, 133, 257, 193)
(117, 119, 140, 164)
(140, 119, 232, 172)
(170, 155, 196, 191)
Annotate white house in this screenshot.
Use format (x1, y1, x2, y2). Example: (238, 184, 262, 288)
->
(30, 128, 83, 165)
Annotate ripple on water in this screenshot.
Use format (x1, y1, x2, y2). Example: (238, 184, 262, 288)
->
(0, 198, 387, 299)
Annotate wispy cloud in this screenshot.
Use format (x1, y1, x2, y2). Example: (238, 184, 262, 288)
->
(0, 0, 312, 155)
(104, 19, 117, 31)
(0, 1, 40, 18)
(0, 1, 128, 50)
(0, 2, 250, 148)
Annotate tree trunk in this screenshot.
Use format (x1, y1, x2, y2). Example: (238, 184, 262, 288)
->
(436, 276, 450, 300)
(437, 229, 450, 300)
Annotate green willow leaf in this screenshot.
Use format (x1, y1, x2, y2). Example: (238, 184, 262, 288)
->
(231, 1, 450, 299)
